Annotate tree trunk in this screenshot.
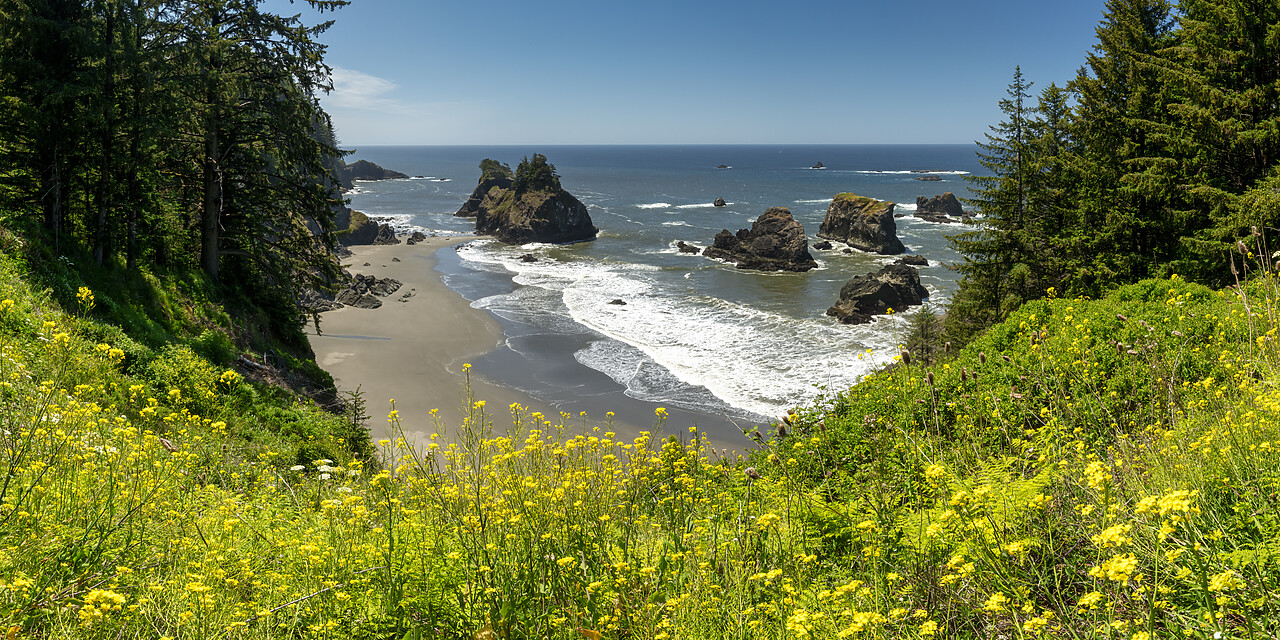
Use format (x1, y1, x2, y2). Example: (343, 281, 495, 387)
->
(202, 121, 221, 280)
(94, 2, 116, 266)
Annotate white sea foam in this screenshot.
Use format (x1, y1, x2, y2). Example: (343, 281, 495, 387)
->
(675, 202, 725, 209)
(661, 221, 691, 227)
(855, 170, 971, 175)
(456, 241, 906, 417)
(896, 203, 918, 211)
(636, 202, 672, 209)
(794, 199, 832, 204)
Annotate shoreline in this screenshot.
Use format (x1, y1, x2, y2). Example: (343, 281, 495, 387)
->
(308, 237, 763, 450)
(307, 238, 567, 445)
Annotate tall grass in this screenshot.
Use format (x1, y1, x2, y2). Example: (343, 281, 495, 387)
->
(0, 246, 1277, 637)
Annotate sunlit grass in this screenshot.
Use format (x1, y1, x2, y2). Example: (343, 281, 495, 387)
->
(0, 245, 1278, 637)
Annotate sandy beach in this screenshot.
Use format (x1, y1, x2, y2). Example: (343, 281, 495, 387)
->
(308, 237, 765, 450)
(307, 238, 567, 444)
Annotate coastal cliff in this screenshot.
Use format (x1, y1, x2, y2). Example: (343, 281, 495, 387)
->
(817, 192, 906, 255)
(340, 159, 408, 189)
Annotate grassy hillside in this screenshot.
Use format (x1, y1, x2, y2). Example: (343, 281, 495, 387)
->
(0, 231, 1276, 638)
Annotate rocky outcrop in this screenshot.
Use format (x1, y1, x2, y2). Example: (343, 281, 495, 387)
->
(702, 207, 818, 272)
(299, 272, 403, 312)
(340, 160, 408, 189)
(338, 211, 400, 246)
(456, 159, 514, 217)
(713, 197, 726, 207)
(473, 155, 598, 244)
(676, 241, 702, 254)
(826, 264, 929, 324)
(813, 240, 833, 251)
(915, 193, 966, 224)
(405, 230, 427, 245)
(896, 254, 929, 266)
(475, 188, 598, 244)
(817, 193, 905, 255)
(812, 161, 825, 169)
(915, 175, 942, 182)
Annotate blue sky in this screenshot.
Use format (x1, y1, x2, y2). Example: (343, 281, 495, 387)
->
(268, 0, 1109, 145)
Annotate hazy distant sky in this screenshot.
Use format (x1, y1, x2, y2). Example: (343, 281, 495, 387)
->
(265, 0, 1108, 145)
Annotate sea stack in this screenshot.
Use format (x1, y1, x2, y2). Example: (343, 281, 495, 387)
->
(702, 207, 818, 272)
(456, 159, 514, 217)
(826, 264, 929, 324)
(473, 154, 598, 244)
(817, 192, 905, 255)
(914, 193, 966, 224)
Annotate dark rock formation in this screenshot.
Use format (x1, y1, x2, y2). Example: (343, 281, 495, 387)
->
(713, 197, 726, 207)
(817, 193, 905, 255)
(915, 175, 942, 182)
(812, 161, 825, 169)
(475, 188, 597, 244)
(915, 193, 966, 224)
(676, 241, 702, 254)
(339, 214, 400, 247)
(813, 240, 833, 251)
(608, 299, 626, 305)
(473, 156, 597, 244)
(519, 253, 538, 263)
(716, 164, 730, 169)
(702, 207, 818, 272)
(340, 160, 408, 189)
(826, 264, 929, 324)
(300, 272, 403, 312)
(405, 231, 427, 245)
(896, 254, 929, 266)
(456, 159, 514, 218)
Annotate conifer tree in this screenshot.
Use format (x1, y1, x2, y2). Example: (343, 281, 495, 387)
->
(1071, 0, 1176, 289)
(1150, 0, 1280, 281)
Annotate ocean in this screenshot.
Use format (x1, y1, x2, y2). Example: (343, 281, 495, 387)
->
(341, 144, 981, 436)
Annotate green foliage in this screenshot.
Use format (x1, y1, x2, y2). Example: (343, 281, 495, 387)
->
(513, 153, 561, 193)
(478, 158, 513, 181)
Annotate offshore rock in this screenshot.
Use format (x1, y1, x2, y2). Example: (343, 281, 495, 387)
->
(456, 159, 514, 217)
(702, 207, 818, 272)
(713, 197, 727, 207)
(475, 187, 597, 244)
(915, 193, 966, 224)
(340, 160, 408, 189)
(676, 241, 702, 254)
(826, 263, 929, 324)
(896, 254, 929, 266)
(818, 193, 905, 255)
(813, 240, 833, 251)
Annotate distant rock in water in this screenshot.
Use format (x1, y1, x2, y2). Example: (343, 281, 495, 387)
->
(474, 154, 598, 244)
(895, 254, 929, 266)
(456, 159, 514, 218)
(716, 164, 730, 169)
(340, 160, 408, 189)
(676, 241, 702, 254)
(813, 240, 833, 251)
(702, 207, 818, 272)
(915, 193, 966, 224)
(826, 264, 929, 324)
(817, 193, 905, 255)
(812, 161, 825, 169)
(713, 197, 726, 207)
(916, 175, 942, 182)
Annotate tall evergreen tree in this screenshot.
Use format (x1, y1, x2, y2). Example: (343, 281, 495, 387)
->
(1149, 0, 1280, 281)
(1070, 0, 1176, 290)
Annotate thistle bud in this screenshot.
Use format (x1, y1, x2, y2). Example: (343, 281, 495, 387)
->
(944, 341, 951, 353)
(745, 467, 761, 481)
(1116, 314, 1128, 322)
(777, 423, 788, 438)
(927, 370, 935, 386)
(961, 367, 968, 382)
(979, 352, 986, 365)
(901, 349, 912, 366)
